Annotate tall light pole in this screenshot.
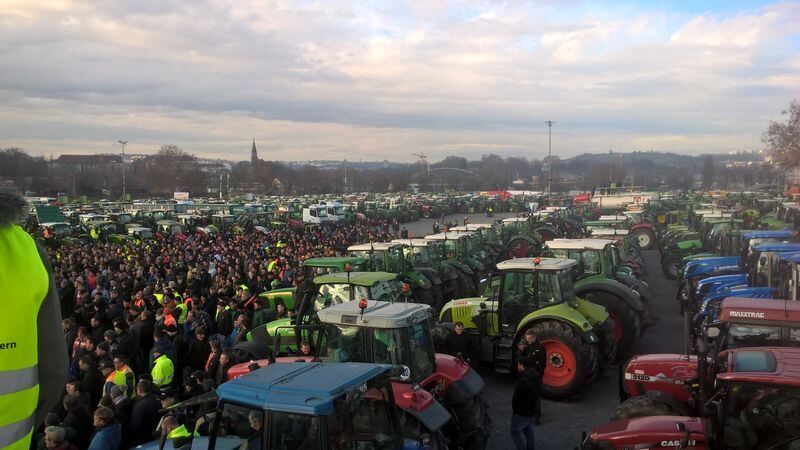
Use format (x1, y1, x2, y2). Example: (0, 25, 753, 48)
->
(544, 120, 557, 197)
(117, 140, 127, 200)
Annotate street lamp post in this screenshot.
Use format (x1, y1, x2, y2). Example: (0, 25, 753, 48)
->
(544, 120, 557, 197)
(117, 140, 127, 200)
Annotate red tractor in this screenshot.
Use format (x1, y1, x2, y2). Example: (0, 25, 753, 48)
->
(227, 300, 491, 450)
(614, 297, 800, 420)
(582, 346, 800, 449)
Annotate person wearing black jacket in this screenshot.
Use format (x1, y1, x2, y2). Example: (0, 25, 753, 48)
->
(444, 322, 474, 361)
(128, 380, 161, 446)
(520, 329, 546, 424)
(511, 357, 539, 450)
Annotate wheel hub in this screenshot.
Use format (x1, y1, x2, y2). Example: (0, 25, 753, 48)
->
(549, 353, 564, 368)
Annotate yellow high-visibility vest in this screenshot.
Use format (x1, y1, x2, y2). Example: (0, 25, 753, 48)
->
(151, 355, 174, 388)
(0, 225, 49, 450)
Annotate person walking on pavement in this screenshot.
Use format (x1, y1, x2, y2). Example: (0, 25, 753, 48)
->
(0, 193, 67, 450)
(511, 357, 539, 450)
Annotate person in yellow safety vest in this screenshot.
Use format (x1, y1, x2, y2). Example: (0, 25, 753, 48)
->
(161, 416, 198, 442)
(0, 193, 67, 450)
(175, 299, 189, 326)
(109, 356, 136, 398)
(151, 348, 174, 391)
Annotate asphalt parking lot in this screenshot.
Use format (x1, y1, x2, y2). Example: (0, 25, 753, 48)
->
(404, 213, 684, 450)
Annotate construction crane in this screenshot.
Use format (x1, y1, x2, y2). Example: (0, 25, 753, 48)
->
(412, 152, 429, 177)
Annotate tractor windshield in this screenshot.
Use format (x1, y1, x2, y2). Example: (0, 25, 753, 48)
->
(270, 411, 321, 450)
(500, 270, 569, 327)
(328, 385, 397, 449)
(550, 249, 602, 277)
(368, 281, 403, 303)
(724, 324, 782, 350)
(213, 402, 265, 449)
(320, 324, 367, 363)
(372, 320, 436, 381)
(402, 246, 432, 265)
(386, 247, 405, 272)
(722, 382, 800, 448)
(444, 240, 458, 259)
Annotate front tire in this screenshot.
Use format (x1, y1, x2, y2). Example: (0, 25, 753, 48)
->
(530, 320, 599, 400)
(449, 394, 490, 450)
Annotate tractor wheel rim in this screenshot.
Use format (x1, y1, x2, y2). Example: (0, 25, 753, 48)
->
(541, 340, 577, 387)
(637, 233, 651, 247)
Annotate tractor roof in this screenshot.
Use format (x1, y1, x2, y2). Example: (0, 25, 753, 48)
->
(348, 242, 402, 252)
(720, 297, 800, 324)
(425, 232, 469, 241)
(589, 228, 629, 236)
(598, 214, 630, 221)
(391, 238, 434, 247)
(496, 257, 577, 271)
(216, 362, 392, 415)
(313, 271, 397, 286)
(742, 230, 792, 239)
(718, 347, 800, 387)
(316, 299, 432, 328)
(779, 252, 800, 263)
(547, 238, 614, 250)
(753, 242, 800, 253)
(451, 224, 494, 231)
(303, 256, 366, 268)
(501, 217, 529, 223)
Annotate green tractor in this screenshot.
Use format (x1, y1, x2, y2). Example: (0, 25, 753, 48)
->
(499, 217, 550, 258)
(438, 257, 615, 399)
(391, 238, 462, 302)
(544, 239, 652, 359)
(424, 232, 484, 296)
(451, 223, 505, 266)
(348, 242, 442, 310)
(248, 271, 410, 352)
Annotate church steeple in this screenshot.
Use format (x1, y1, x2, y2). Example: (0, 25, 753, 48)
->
(251, 139, 258, 164)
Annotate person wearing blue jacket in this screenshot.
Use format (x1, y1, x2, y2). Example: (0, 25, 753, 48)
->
(88, 407, 122, 450)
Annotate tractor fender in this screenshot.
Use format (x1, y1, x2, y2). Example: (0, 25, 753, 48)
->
(438, 264, 460, 282)
(444, 260, 474, 275)
(518, 303, 597, 334)
(416, 267, 443, 286)
(440, 361, 486, 406)
(575, 280, 646, 314)
(630, 223, 655, 232)
(532, 225, 559, 241)
(392, 384, 452, 432)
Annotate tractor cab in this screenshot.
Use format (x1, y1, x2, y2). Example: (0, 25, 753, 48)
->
(777, 252, 800, 301)
(348, 243, 408, 273)
(211, 213, 235, 232)
(156, 219, 182, 235)
(712, 297, 800, 353)
(748, 242, 800, 288)
(302, 256, 368, 279)
(139, 362, 448, 450)
(451, 223, 503, 263)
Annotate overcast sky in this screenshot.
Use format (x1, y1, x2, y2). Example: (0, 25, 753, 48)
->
(1, 1, 798, 162)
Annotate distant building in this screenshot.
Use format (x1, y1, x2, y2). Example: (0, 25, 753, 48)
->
(251, 139, 259, 164)
(54, 154, 121, 173)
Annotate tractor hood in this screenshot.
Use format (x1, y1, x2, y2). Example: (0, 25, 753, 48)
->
(683, 256, 741, 279)
(695, 273, 748, 298)
(699, 287, 776, 323)
(621, 353, 699, 406)
(585, 416, 707, 450)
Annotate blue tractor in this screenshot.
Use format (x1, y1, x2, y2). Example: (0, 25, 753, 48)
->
(137, 362, 452, 450)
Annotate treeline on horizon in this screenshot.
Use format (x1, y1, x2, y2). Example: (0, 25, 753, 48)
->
(0, 146, 779, 198)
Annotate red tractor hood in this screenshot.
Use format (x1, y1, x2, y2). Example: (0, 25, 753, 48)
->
(588, 416, 707, 449)
(622, 353, 700, 406)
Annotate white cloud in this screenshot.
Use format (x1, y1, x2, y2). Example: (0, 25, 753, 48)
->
(0, 0, 797, 161)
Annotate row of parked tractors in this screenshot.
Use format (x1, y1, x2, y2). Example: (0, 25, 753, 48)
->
(141, 203, 686, 449)
(581, 197, 800, 449)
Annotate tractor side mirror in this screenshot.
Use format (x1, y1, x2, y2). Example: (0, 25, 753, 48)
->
(705, 325, 721, 339)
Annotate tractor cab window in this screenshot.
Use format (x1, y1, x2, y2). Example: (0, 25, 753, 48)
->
(403, 246, 431, 265)
(387, 247, 405, 272)
(213, 403, 264, 450)
(369, 281, 402, 303)
(270, 412, 321, 450)
(444, 240, 457, 259)
(722, 382, 800, 449)
(500, 270, 565, 326)
(316, 284, 365, 310)
(320, 324, 367, 363)
(372, 321, 435, 381)
(328, 386, 397, 450)
(725, 325, 781, 349)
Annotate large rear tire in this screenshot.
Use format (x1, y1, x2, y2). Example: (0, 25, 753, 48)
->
(450, 394, 490, 450)
(530, 320, 599, 400)
(610, 395, 682, 421)
(631, 228, 656, 250)
(580, 291, 640, 361)
(661, 254, 681, 280)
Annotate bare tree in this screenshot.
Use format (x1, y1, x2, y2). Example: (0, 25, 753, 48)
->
(763, 99, 800, 168)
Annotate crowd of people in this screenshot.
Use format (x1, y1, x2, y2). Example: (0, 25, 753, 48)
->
(39, 220, 397, 449)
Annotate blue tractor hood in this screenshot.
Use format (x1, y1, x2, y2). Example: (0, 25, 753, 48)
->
(684, 256, 742, 279)
(779, 252, 800, 264)
(699, 287, 777, 323)
(696, 273, 749, 297)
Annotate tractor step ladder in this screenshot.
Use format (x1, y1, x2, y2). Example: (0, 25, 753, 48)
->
(494, 336, 514, 374)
